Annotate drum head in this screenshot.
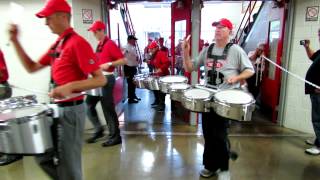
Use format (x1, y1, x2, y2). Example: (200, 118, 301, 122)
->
(184, 89, 211, 99)
(0, 105, 48, 122)
(214, 89, 253, 104)
(169, 83, 190, 90)
(160, 75, 187, 83)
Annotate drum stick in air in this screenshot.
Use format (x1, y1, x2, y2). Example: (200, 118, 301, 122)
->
(9, 2, 24, 24)
(7, 2, 24, 46)
(186, 35, 191, 42)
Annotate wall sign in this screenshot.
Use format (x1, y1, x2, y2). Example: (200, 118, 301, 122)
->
(82, 9, 93, 24)
(306, 6, 319, 21)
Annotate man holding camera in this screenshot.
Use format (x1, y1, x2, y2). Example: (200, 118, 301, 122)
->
(247, 43, 265, 99)
(302, 36, 320, 155)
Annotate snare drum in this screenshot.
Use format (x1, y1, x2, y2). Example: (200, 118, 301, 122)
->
(0, 104, 54, 155)
(143, 76, 160, 90)
(159, 75, 188, 93)
(168, 83, 191, 102)
(212, 89, 255, 121)
(133, 74, 148, 89)
(181, 88, 213, 112)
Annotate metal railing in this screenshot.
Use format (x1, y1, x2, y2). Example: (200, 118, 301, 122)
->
(234, 0, 261, 45)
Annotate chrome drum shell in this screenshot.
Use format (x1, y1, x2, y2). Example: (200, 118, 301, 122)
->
(0, 104, 53, 155)
(159, 75, 188, 93)
(181, 88, 213, 112)
(212, 89, 255, 121)
(143, 76, 160, 90)
(133, 74, 148, 89)
(134, 77, 146, 89)
(168, 83, 191, 102)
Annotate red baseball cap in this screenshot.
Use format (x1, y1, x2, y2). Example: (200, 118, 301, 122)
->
(36, 0, 71, 18)
(148, 41, 159, 49)
(212, 18, 233, 30)
(88, 21, 106, 32)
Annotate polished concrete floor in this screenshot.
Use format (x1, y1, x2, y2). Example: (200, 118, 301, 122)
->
(1, 89, 319, 180)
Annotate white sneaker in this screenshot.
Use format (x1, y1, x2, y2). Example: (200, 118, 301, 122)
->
(218, 171, 230, 180)
(305, 147, 320, 155)
(199, 168, 215, 178)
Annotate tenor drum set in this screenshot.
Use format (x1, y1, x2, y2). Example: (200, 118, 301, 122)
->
(0, 95, 57, 155)
(134, 74, 256, 121)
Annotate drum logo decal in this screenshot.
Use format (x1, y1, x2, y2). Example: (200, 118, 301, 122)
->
(216, 59, 227, 69)
(206, 59, 214, 68)
(206, 59, 227, 69)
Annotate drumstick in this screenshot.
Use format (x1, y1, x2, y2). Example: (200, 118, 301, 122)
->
(186, 35, 191, 42)
(53, 92, 86, 102)
(7, 2, 24, 46)
(9, 2, 24, 24)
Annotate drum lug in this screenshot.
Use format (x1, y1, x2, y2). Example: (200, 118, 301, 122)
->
(46, 104, 59, 118)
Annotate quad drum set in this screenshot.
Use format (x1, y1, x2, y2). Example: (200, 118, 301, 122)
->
(134, 74, 256, 122)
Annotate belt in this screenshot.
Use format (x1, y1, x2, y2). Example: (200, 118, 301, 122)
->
(103, 71, 114, 75)
(56, 100, 83, 107)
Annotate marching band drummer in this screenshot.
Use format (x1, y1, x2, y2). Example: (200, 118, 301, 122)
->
(8, 0, 106, 179)
(148, 41, 170, 112)
(182, 18, 254, 180)
(86, 20, 127, 146)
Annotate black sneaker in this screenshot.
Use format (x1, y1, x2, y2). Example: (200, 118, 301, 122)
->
(101, 138, 122, 147)
(156, 106, 165, 112)
(134, 97, 141, 101)
(86, 130, 104, 144)
(230, 151, 238, 161)
(151, 102, 159, 106)
(0, 155, 23, 166)
(128, 99, 139, 104)
(151, 104, 159, 108)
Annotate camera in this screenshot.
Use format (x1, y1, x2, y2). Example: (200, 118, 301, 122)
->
(300, 40, 308, 45)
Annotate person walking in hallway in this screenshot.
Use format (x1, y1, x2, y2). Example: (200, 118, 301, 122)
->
(86, 20, 126, 146)
(182, 18, 254, 180)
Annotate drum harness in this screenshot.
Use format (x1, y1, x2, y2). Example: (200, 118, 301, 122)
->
(47, 32, 74, 166)
(95, 36, 109, 53)
(206, 42, 233, 86)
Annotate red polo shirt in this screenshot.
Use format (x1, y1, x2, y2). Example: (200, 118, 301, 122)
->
(152, 50, 170, 76)
(97, 37, 124, 73)
(0, 50, 9, 83)
(39, 28, 100, 101)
